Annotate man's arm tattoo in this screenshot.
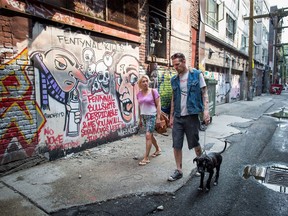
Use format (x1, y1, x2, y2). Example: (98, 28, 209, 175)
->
(202, 87, 209, 111)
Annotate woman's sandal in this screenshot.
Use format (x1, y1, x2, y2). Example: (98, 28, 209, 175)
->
(139, 159, 150, 166)
(151, 151, 161, 157)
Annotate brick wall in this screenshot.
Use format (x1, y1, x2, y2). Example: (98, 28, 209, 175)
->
(0, 14, 38, 164)
(139, 0, 149, 70)
(191, 0, 199, 29)
(190, 0, 199, 68)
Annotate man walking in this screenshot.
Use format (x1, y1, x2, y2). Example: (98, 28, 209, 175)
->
(168, 53, 210, 181)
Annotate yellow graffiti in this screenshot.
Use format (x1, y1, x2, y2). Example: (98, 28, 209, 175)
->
(3, 102, 33, 123)
(0, 49, 31, 101)
(0, 48, 45, 157)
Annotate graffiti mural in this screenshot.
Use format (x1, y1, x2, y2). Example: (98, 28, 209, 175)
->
(30, 48, 87, 137)
(0, 48, 46, 164)
(230, 74, 241, 101)
(157, 68, 176, 114)
(213, 72, 227, 105)
(115, 55, 139, 124)
(28, 23, 139, 157)
(211, 72, 240, 104)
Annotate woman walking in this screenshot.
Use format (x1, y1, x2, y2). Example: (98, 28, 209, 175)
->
(137, 75, 162, 166)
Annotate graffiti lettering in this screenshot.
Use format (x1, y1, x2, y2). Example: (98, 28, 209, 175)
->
(6, 0, 25, 12)
(44, 112, 65, 119)
(87, 94, 113, 103)
(47, 139, 80, 151)
(26, 2, 54, 19)
(109, 123, 123, 131)
(45, 134, 63, 145)
(44, 127, 54, 135)
(87, 135, 98, 142)
(54, 13, 75, 24)
(82, 121, 96, 129)
(87, 101, 115, 112)
(62, 140, 79, 150)
(96, 117, 121, 126)
(57, 35, 124, 51)
(85, 109, 118, 121)
(81, 125, 108, 136)
(117, 126, 138, 136)
(81, 92, 124, 139)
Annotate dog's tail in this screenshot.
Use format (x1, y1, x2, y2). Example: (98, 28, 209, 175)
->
(218, 140, 227, 154)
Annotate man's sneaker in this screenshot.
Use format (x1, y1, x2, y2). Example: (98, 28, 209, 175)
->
(168, 170, 183, 181)
(195, 171, 201, 177)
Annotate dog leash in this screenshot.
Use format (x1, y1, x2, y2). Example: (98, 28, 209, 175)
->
(202, 121, 207, 155)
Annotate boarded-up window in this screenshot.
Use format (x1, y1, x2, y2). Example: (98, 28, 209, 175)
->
(107, 0, 138, 29)
(36, 0, 138, 29)
(67, 0, 105, 20)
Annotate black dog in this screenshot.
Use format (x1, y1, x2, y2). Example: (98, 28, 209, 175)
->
(193, 140, 227, 191)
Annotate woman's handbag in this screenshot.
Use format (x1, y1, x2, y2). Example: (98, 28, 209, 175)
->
(151, 89, 169, 135)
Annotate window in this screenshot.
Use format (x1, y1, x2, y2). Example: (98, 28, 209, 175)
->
(241, 34, 247, 50)
(64, 0, 139, 29)
(148, 1, 167, 58)
(262, 27, 268, 42)
(107, 0, 138, 29)
(254, 45, 259, 55)
(253, 21, 257, 37)
(226, 14, 236, 41)
(206, 0, 219, 30)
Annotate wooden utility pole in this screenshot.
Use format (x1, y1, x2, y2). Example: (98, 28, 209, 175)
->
(247, 0, 254, 101)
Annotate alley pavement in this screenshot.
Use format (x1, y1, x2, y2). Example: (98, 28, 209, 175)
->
(0, 95, 278, 215)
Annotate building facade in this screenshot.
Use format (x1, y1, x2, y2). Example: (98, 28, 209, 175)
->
(0, 0, 276, 166)
(0, 0, 200, 165)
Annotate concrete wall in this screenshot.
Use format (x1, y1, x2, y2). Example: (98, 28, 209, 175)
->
(31, 23, 140, 160)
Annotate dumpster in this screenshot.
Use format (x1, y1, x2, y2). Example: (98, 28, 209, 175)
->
(270, 84, 283, 95)
(200, 78, 217, 131)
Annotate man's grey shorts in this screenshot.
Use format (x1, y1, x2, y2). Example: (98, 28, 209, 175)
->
(172, 114, 200, 150)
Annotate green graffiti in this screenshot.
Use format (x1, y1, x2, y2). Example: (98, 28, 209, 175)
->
(157, 69, 176, 114)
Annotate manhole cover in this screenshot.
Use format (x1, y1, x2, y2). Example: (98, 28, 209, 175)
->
(243, 164, 288, 194)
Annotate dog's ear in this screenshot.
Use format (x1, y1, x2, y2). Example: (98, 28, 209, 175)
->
(193, 158, 198, 163)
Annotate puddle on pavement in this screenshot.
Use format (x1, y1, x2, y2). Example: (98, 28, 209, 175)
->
(243, 164, 288, 194)
(266, 107, 288, 119)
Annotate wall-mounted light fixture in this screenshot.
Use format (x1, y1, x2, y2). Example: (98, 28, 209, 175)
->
(208, 48, 215, 59)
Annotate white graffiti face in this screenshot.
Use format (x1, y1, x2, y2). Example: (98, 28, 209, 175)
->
(91, 79, 101, 94)
(115, 55, 139, 122)
(87, 63, 97, 77)
(83, 48, 94, 63)
(42, 48, 87, 92)
(103, 54, 113, 66)
(97, 70, 110, 94)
